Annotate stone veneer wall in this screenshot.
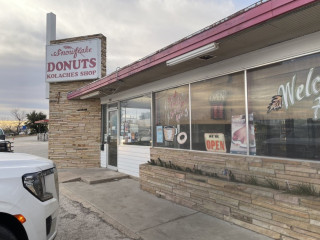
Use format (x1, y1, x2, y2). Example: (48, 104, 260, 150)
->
(49, 81, 101, 168)
(149, 148, 320, 191)
(49, 34, 106, 168)
(140, 148, 320, 240)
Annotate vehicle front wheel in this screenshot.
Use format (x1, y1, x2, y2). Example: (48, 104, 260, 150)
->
(0, 225, 18, 240)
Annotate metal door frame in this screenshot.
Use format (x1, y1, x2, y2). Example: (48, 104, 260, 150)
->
(106, 107, 119, 170)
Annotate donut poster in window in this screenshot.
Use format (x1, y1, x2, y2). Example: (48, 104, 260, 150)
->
(177, 132, 187, 145)
(230, 114, 256, 155)
(204, 133, 226, 152)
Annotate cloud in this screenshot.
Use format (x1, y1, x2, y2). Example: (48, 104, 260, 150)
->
(0, 0, 257, 118)
(36, 0, 236, 72)
(0, 1, 46, 66)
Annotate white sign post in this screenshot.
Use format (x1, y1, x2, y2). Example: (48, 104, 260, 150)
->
(46, 39, 101, 83)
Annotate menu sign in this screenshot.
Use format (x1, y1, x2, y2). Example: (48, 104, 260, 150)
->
(46, 39, 101, 82)
(204, 133, 226, 153)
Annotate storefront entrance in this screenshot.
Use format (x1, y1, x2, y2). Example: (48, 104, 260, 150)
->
(106, 108, 118, 169)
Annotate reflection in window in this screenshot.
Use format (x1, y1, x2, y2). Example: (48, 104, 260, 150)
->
(191, 72, 247, 153)
(248, 53, 320, 160)
(120, 95, 151, 146)
(154, 85, 190, 149)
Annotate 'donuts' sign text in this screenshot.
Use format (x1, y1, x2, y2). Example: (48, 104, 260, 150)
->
(46, 39, 101, 82)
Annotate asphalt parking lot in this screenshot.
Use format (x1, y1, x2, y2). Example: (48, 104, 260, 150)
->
(10, 135, 48, 158)
(56, 194, 132, 240)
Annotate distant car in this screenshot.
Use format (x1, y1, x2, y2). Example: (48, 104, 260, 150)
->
(0, 128, 4, 140)
(0, 128, 12, 152)
(0, 153, 59, 240)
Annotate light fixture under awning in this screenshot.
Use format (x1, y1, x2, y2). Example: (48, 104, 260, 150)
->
(79, 91, 100, 99)
(166, 42, 219, 66)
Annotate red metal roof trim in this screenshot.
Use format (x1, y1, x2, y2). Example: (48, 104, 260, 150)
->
(68, 0, 317, 100)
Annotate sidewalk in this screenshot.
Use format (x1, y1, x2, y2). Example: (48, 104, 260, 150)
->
(58, 168, 272, 240)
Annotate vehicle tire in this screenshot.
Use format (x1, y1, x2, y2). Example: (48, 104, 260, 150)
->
(0, 225, 17, 240)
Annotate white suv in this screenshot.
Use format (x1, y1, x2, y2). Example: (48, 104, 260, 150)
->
(0, 153, 59, 240)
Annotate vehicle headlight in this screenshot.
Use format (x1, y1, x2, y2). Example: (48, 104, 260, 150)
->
(22, 171, 53, 202)
(6, 142, 11, 151)
(53, 164, 59, 200)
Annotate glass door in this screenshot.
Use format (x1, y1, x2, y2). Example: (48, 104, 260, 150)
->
(107, 109, 118, 168)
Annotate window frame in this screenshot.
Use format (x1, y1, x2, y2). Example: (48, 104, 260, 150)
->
(150, 51, 320, 161)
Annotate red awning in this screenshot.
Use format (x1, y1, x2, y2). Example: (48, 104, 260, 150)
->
(34, 119, 49, 124)
(67, 0, 318, 100)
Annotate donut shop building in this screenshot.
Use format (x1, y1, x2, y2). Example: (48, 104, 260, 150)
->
(48, 1, 320, 238)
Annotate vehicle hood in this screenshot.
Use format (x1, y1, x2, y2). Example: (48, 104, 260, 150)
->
(0, 153, 54, 171)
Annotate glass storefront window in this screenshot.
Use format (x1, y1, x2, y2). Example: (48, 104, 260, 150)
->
(153, 85, 190, 149)
(120, 95, 151, 146)
(191, 72, 247, 153)
(248, 53, 320, 160)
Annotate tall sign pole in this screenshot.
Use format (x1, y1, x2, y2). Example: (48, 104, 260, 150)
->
(45, 13, 56, 99)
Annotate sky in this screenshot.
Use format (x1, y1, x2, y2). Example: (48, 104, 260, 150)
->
(0, 0, 259, 120)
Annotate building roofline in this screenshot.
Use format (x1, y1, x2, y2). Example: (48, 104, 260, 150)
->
(67, 0, 317, 100)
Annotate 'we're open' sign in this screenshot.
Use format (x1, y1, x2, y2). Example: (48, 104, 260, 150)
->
(204, 133, 226, 153)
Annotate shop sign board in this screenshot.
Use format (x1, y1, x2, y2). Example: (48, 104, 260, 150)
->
(46, 38, 101, 82)
(204, 133, 226, 152)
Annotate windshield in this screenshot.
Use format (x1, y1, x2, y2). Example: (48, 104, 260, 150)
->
(0, 129, 4, 135)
